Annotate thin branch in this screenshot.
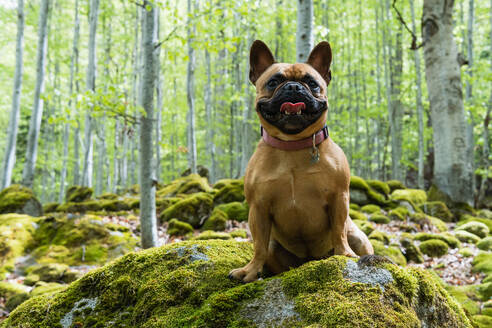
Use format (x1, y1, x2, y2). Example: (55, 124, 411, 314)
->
(392, 0, 424, 50)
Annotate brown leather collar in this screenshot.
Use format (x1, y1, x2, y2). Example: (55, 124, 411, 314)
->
(260, 125, 329, 151)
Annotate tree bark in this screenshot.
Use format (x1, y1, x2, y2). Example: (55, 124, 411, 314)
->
(186, 0, 197, 174)
(154, 9, 162, 182)
(410, 0, 425, 189)
(1, 0, 25, 189)
(205, 47, 215, 180)
(296, 0, 313, 62)
(22, 0, 50, 188)
(139, 0, 158, 249)
(422, 0, 474, 205)
(82, 0, 100, 188)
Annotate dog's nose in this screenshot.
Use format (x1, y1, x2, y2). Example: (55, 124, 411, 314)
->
(283, 82, 302, 92)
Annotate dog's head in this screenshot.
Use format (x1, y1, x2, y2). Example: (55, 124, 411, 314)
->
(250, 40, 332, 140)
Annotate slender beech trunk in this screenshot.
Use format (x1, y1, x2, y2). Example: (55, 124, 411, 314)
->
(410, 0, 425, 189)
(296, 0, 313, 62)
(466, 0, 475, 196)
(1, 0, 25, 189)
(374, 4, 382, 178)
(139, 0, 158, 249)
(154, 9, 162, 182)
(22, 0, 49, 188)
(82, 0, 100, 188)
(381, 1, 391, 180)
(205, 47, 215, 180)
(422, 0, 473, 205)
(275, 0, 283, 60)
(186, 0, 197, 174)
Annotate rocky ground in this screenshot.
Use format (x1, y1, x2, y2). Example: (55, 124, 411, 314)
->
(0, 174, 490, 327)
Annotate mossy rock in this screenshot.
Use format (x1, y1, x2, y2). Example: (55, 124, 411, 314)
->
(349, 176, 387, 206)
(386, 180, 406, 192)
(455, 221, 490, 239)
(161, 192, 214, 228)
(167, 218, 194, 237)
(230, 229, 248, 239)
(99, 199, 130, 212)
(349, 203, 360, 210)
(97, 193, 119, 200)
(193, 230, 232, 240)
(420, 201, 453, 222)
(156, 197, 181, 212)
(0, 184, 43, 217)
(369, 213, 390, 224)
(216, 201, 249, 222)
(472, 315, 492, 328)
(370, 240, 407, 266)
(458, 247, 474, 257)
(202, 208, 227, 231)
(427, 185, 476, 217)
(391, 189, 427, 211)
(445, 285, 482, 316)
(181, 165, 210, 180)
(2, 240, 472, 328)
(414, 233, 461, 249)
(457, 215, 492, 233)
(0, 214, 37, 279)
(24, 263, 69, 284)
(454, 230, 481, 244)
(30, 215, 138, 266)
(65, 186, 93, 203)
(349, 209, 367, 221)
(419, 240, 449, 257)
(213, 178, 245, 204)
(368, 230, 390, 244)
(43, 202, 60, 213)
(361, 204, 381, 214)
(56, 200, 102, 213)
(410, 213, 448, 232)
(366, 180, 390, 196)
(400, 238, 424, 264)
(472, 252, 492, 278)
(388, 207, 409, 221)
(0, 281, 29, 311)
(476, 236, 492, 251)
(157, 174, 212, 198)
(477, 209, 492, 220)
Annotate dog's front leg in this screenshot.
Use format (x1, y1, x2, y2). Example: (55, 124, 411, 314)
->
(332, 191, 357, 257)
(228, 204, 271, 283)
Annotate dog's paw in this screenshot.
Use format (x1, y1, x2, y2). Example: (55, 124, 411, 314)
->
(228, 267, 261, 283)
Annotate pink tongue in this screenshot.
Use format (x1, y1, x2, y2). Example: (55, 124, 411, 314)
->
(280, 102, 306, 114)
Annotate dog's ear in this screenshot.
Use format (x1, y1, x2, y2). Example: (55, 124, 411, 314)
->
(306, 41, 332, 84)
(250, 40, 275, 85)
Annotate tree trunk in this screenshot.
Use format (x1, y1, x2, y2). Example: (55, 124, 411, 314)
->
(22, 0, 50, 188)
(410, 0, 425, 189)
(205, 47, 216, 181)
(82, 0, 100, 188)
(422, 0, 474, 205)
(465, 0, 475, 196)
(1, 0, 25, 189)
(139, 0, 158, 249)
(186, 0, 197, 174)
(296, 0, 313, 62)
(154, 9, 162, 182)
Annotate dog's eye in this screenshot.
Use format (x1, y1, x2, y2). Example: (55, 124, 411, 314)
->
(308, 80, 320, 91)
(267, 79, 279, 89)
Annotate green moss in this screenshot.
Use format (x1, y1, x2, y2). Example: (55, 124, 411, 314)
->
(370, 240, 407, 266)
(472, 252, 492, 277)
(390, 189, 427, 213)
(419, 240, 449, 257)
(458, 247, 474, 257)
(368, 230, 390, 244)
(97, 193, 118, 200)
(386, 180, 406, 192)
(43, 202, 59, 213)
(472, 315, 492, 328)
(213, 179, 245, 204)
(360, 204, 381, 214)
(369, 213, 390, 224)
(0, 281, 29, 305)
(2, 241, 472, 328)
(476, 236, 492, 251)
(349, 209, 367, 221)
(0, 184, 42, 216)
(202, 208, 227, 231)
(420, 201, 453, 222)
(427, 185, 477, 217)
(389, 206, 409, 221)
(349, 176, 387, 206)
(158, 174, 212, 198)
(161, 192, 213, 227)
(167, 218, 194, 236)
(56, 200, 102, 213)
(477, 209, 492, 220)
(454, 230, 481, 244)
(445, 285, 481, 315)
(216, 201, 249, 222)
(366, 180, 390, 196)
(65, 186, 93, 203)
(156, 197, 181, 211)
(457, 215, 492, 232)
(455, 221, 489, 239)
(193, 230, 232, 240)
(349, 203, 360, 210)
(99, 199, 130, 212)
(410, 213, 448, 232)
(400, 238, 424, 264)
(229, 229, 248, 239)
(353, 220, 374, 236)
(414, 233, 461, 249)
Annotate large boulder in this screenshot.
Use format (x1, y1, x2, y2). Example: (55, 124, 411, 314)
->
(65, 186, 93, 203)
(0, 185, 42, 217)
(349, 176, 387, 206)
(1, 241, 471, 327)
(160, 192, 214, 228)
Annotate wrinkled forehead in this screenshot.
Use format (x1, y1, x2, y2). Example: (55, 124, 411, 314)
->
(257, 63, 324, 86)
